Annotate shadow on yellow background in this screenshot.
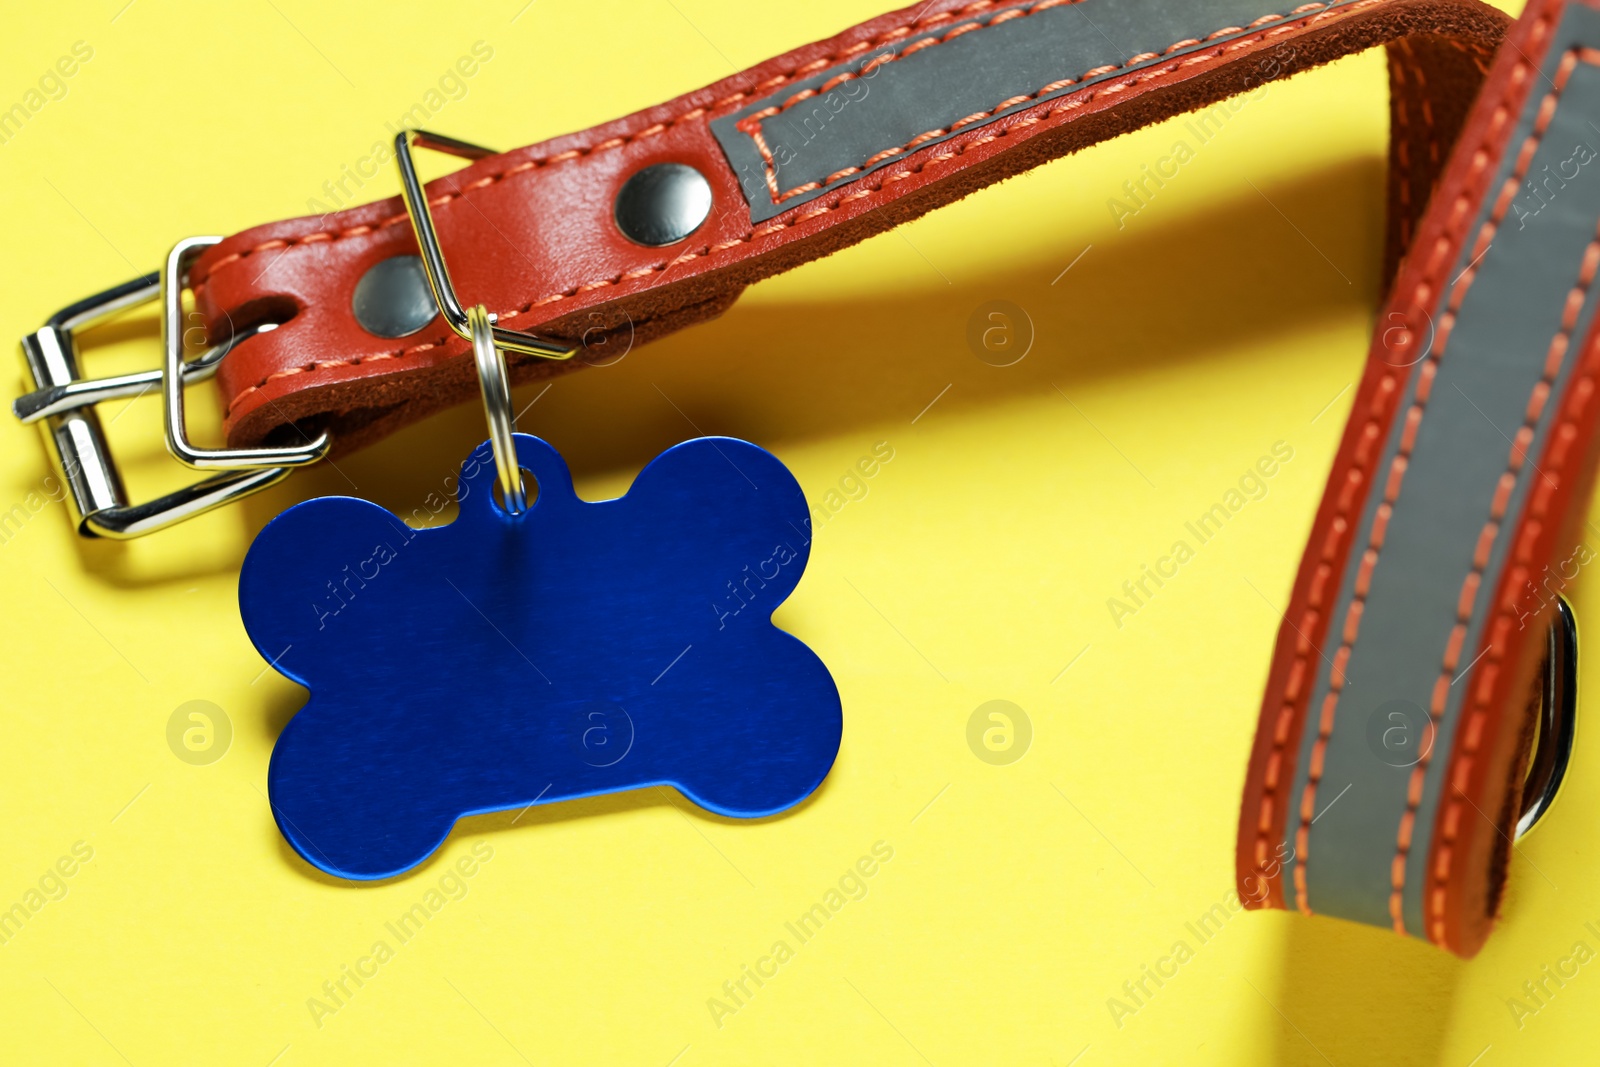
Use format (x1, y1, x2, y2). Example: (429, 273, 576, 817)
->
(195, 154, 1470, 1062)
(5, 2, 1572, 1059)
(1270, 914, 1465, 1065)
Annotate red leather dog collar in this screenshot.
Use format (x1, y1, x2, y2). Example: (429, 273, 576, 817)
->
(26, 0, 1600, 958)
(191, 0, 1508, 454)
(1240, 0, 1600, 957)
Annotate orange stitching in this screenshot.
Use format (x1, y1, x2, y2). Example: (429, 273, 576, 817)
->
(226, 0, 1396, 416)
(1391, 41, 1417, 252)
(1250, 29, 1498, 904)
(735, 0, 1333, 205)
(1445, 36, 1496, 77)
(1285, 7, 1552, 924)
(1387, 39, 1441, 257)
(191, 2, 1021, 289)
(227, 337, 453, 413)
(1412, 44, 1597, 947)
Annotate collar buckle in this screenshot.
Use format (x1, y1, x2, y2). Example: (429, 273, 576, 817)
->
(13, 238, 329, 538)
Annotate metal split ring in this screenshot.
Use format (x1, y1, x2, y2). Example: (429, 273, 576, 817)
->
(467, 304, 527, 514)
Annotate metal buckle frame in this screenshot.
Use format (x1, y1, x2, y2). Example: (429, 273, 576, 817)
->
(11, 130, 573, 539)
(12, 238, 328, 539)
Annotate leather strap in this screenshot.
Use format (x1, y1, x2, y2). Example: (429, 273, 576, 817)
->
(1239, 0, 1600, 957)
(192, 0, 1506, 454)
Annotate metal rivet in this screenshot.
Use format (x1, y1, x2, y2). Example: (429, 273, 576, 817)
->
(614, 163, 713, 247)
(352, 255, 439, 338)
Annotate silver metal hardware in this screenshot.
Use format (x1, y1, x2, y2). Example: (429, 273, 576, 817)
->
(468, 304, 527, 514)
(393, 129, 575, 362)
(15, 320, 277, 424)
(162, 237, 331, 471)
(11, 125, 576, 538)
(1517, 596, 1577, 837)
(352, 254, 439, 339)
(613, 162, 713, 247)
(13, 254, 306, 539)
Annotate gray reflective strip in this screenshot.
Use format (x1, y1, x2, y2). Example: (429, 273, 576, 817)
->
(711, 0, 1369, 222)
(1283, 2, 1600, 935)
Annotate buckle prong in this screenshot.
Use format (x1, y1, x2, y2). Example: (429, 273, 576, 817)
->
(16, 128, 574, 539)
(15, 321, 276, 425)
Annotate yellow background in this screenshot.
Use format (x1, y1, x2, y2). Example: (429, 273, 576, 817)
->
(2, 0, 1590, 1063)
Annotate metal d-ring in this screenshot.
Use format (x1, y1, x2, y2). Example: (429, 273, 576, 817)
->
(393, 129, 575, 363)
(1517, 596, 1578, 837)
(467, 304, 527, 514)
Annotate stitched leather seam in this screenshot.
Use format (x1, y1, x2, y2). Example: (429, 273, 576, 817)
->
(1248, 39, 1497, 899)
(1412, 44, 1598, 946)
(1245, 22, 1495, 894)
(735, 0, 1331, 206)
(198, 0, 1321, 289)
(190, 0, 1024, 289)
(1285, 7, 1552, 923)
(1389, 39, 1444, 254)
(1391, 43, 1417, 251)
(228, 1, 1401, 415)
(236, 0, 1497, 425)
(225, 0, 1397, 417)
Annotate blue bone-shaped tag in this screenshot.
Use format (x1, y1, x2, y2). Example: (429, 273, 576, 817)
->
(241, 434, 842, 879)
